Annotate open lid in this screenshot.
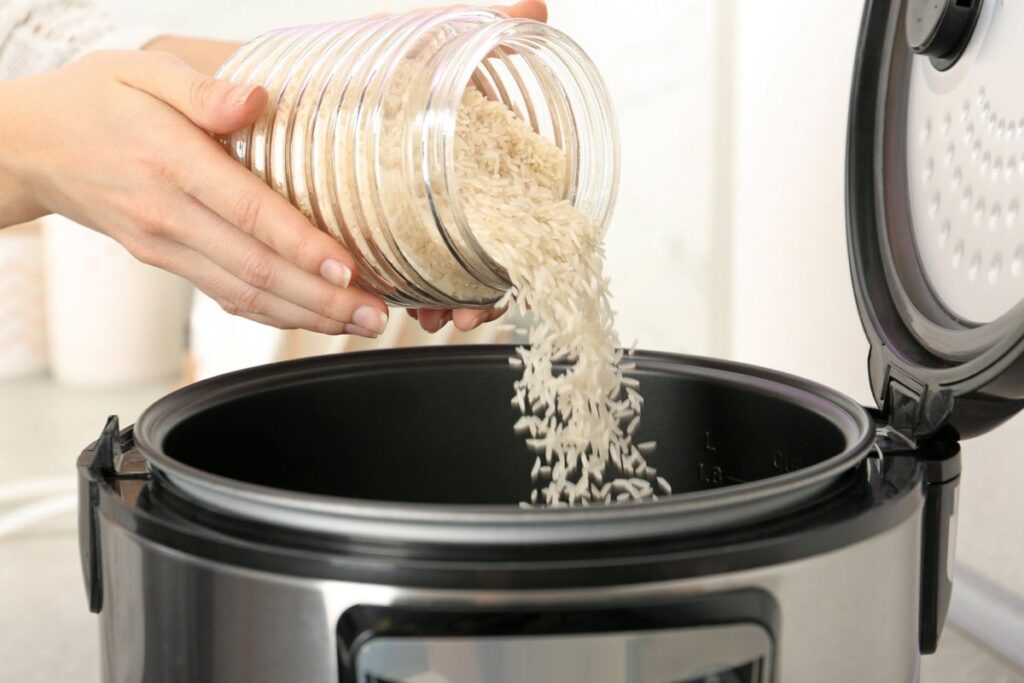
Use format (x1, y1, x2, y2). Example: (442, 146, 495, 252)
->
(847, 0, 1024, 440)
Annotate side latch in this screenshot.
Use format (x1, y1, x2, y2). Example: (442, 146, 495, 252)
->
(869, 350, 962, 652)
(918, 436, 961, 654)
(76, 415, 149, 614)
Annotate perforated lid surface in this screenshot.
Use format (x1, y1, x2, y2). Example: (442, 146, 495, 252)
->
(847, 0, 1024, 440)
(906, 1, 1024, 323)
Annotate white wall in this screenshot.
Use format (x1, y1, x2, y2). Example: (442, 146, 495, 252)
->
(547, 2, 724, 355)
(729, 0, 870, 401)
(729, 0, 1024, 606)
(96, 0, 723, 356)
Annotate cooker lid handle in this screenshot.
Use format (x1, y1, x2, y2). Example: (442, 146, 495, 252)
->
(905, 0, 983, 70)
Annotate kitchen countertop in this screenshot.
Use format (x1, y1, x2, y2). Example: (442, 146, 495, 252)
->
(1, 376, 1023, 683)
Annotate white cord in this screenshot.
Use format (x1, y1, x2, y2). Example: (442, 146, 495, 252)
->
(0, 477, 76, 504)
(0, 494, 78, 540)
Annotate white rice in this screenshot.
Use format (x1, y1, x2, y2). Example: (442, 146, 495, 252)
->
(452, 86, 670, 506)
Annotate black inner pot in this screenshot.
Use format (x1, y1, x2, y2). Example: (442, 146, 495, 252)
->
(156, 348, 857, 506)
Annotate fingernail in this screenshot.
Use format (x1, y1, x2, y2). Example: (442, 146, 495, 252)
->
(343, 323, 377, 339)
(469, 310, 489, 329)
(353, 306, 388, 334)
(424, 311, 446, 333)
(231, 84, 257, 107)
(320, 259, 352, 288)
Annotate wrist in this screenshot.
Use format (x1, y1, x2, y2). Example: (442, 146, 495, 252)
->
(0, 80, 46, 228)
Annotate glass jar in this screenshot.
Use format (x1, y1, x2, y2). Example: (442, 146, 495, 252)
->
(216, 8, 619, 308)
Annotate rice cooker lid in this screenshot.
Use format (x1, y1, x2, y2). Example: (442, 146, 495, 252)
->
(847, 0, 1024, 440)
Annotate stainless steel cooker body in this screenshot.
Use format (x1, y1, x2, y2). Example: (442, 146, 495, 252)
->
(77, 347, 961, 683)
(88, 489, 926, 683)
(74, 0, 1024, 680)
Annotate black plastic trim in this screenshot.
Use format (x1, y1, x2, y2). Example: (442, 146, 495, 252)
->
(917, 426, 962, 654)
(336, 592, 779, 683)
(919, 473, 959, 653)
(76, 415, 123, 614)
(91, 439, 927, 589)
(129, 347, 876, 548)
(77, 417, 151, 614)
(905, 0, 984, 70)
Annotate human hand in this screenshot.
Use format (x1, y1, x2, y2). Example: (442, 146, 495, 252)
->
(147, 2, 547, 338)
(0, 50, 391, 337)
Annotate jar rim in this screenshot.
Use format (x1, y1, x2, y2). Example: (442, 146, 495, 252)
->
(419, 16, 621, 301)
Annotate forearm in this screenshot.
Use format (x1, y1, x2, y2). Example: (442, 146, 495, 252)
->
(143, 36, 240, 76)
(0, 35, 241, 230)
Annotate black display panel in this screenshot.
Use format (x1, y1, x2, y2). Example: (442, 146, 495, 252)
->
(355, 630, 768, 682)
(338, 592, 777, 683)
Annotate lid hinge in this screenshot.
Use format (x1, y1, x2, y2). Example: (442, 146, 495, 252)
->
(872, 353, 955, 440)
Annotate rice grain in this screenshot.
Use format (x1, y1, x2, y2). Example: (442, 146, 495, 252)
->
(449, 82, 671, 506)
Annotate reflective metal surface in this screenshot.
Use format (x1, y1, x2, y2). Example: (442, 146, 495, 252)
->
(356, 625, 771, 682)
(95, 505, 922, 683)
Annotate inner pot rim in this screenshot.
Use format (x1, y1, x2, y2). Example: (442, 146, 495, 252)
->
(134, 345, 875, 546)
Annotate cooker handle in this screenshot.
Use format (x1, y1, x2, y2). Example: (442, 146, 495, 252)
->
(918, 438, 961, 654)
(76, 415, 124, 614)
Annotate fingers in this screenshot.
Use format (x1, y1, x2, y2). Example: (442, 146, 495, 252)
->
(499, 1, 548, 21)
(417, 309, 451, 333)
(179, 135, 361, 282)
(110, 49, 268, 134)
(233, 306, 380, 338)
(453, 307, 506, 332)
(409, 307, 505, 333)
(453, 309, 488, 332)
(134, 237, 379, 337)
(237, 313, 374, 339)
(106, 52, 388, 335)
(164, 198, 390, 334)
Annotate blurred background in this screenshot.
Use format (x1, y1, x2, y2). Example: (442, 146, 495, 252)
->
(1, 1, 1022, 681)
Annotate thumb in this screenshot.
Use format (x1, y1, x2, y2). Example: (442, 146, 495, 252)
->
(115, 51, 268, 134)
(498, 1, 548, 22)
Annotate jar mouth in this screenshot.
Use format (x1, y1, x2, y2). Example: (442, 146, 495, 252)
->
(422, 17, 621, 305)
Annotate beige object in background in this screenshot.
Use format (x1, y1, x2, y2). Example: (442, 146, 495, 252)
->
(0, 221, 48, 379)
(285, 308, 509, 359)
(188, 288, 511, 383)
(42, 215, 191, 387)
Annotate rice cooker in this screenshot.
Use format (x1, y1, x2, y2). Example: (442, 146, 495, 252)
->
(76, 0, 1024, 681)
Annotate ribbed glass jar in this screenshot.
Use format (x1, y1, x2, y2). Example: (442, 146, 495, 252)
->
(216, 8, 619, 308)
